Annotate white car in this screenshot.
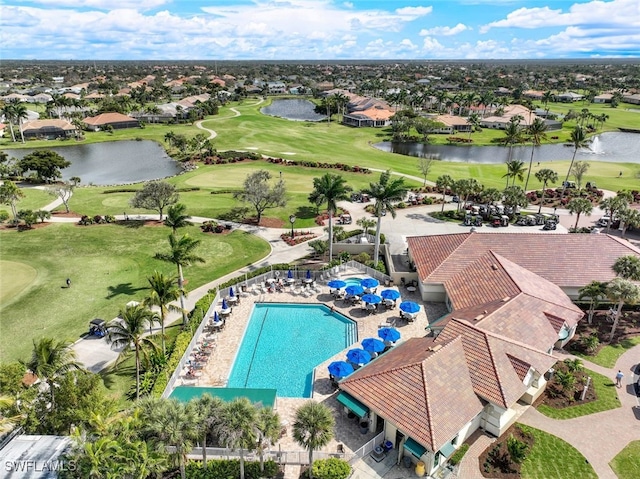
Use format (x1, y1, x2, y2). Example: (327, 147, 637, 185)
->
(596, 216, 611, 227)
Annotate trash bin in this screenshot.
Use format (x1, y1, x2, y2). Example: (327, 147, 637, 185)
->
(415, 461, 426, 477)
(403, 456, 412, 468)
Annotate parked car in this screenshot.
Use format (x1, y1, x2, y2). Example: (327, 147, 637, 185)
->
(451, 195, 460, 203)
(596, 216, 611, 227)
(543, 220, 557, 231)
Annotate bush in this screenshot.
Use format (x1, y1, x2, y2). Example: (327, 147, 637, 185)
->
(507, 435, 528, 464)
(185, 459, 278, 479)
(0, 210, 10, 222)
(449, 443, 469, 466)
(310, 458, 351, 479)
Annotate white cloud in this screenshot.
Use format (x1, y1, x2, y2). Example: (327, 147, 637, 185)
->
(14, 0, 169, 9)
(394, 6, 433, 17)
(419, 23, 468, 36)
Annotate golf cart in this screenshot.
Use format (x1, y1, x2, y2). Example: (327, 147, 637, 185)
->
(338, 214, 352, 225)
(88, 318, 106, 337)
(464, 213, 473, 226)
(543, 219, 557, 230)
(490, 216, 502, 227)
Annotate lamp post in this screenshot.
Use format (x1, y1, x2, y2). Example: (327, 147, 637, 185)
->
(289, 214, 296, 239)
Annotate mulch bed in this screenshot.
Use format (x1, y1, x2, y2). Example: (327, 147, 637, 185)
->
(569, 310, 640, 356)
(534, 360, 597, 409)
(479, 424, 534, 478)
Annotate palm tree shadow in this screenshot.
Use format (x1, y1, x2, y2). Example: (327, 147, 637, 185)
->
(119, 220, 145, 229)
(100, 363, 136, 389)
(294, 206, 319, 220)
(106, 283, 147, 299)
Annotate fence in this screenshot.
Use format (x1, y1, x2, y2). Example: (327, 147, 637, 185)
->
(349, 431, 385, 464)
(183, 447, 353, 465)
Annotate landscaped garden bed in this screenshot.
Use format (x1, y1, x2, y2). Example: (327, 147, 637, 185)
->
(480, 424, 534, 478)
(281, 230, 318, 246)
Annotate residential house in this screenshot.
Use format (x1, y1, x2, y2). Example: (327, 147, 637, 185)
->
(432, 114, 471, 134)
(622, 93, 640, 105)
(556, 92, 583, 102)
(523, 90, 544, 100)
(267, 82, 287, 94)
(593, 93, 613, 104)
(480, 104, 537, 130)
(83, 112, 140, 131)
(21, 119, 77, 140)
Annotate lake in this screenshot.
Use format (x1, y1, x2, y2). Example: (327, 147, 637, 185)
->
(261, 98, 327, 121)
(374, 132, 640, 164)
(2, 140, 182, 185)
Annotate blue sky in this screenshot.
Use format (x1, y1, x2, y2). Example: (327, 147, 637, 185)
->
(1, 0, 638, 60)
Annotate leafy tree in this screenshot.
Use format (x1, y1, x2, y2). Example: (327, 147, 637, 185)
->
(233, 170, 286, 224)
(416, 156, 437, 186)
(143, 271, 181, 355)
(0, 362, 27, 396)
(502, 186, 528, 210)
(292, 401, 335, 479)
(46, 182, 74, 213)
(570, 161, 590, 190)
(617, 207, 640, 239)
(582, 334, 600, 354)
(163, 202, 191, 233)
(507, 435, 528, 464)
(17, 209, 38, 228)
(130, 181, 179, 220)
(578, 280, 607, 324)
(216, 397, 259, 479)
(106, 303, 159, 400)
(566, 197, 593, 230)
(362, 170, 407, 267)
(154, 233, 205, 326)
(309, 239, 329, 259)
(534, 168, 558, 213)
(356, 217, 376, 236)
(561, 126, 590, 198)
(36, 210, 51, 223)
(436, 174, 454, 212)
(453, 178, 482, 211)
(524, 117, 548, 190)
(69, 176, 81, 187)
(308, 174, 352, 261)
(502, 160, 526, 188)
(599, 194, 630, 232)
(18, 150, 71, 183)
(605, 278, 640, 343)
(612, 255, 640, 281)
(256, 407, 281, 473)
(0, 180, 25, 220)
(0, 395, 22, 434)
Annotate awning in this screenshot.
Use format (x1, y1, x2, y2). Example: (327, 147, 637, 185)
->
(404, 437, 427, 458)
(438, 441, 456, 458)
(336, 391, 369, 418)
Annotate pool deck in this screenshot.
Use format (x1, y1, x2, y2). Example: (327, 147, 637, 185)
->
(182, 267, 449, 462)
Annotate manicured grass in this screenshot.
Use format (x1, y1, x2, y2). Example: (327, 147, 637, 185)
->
(574, 336, 640, 368)
(537, 368, 620, 419)
(0, 260, 37, 305)
(533, 101, 640, 133)
(0, 187, 54, 216)
(609, 440, 640, 479)
(518, 424, 598, 479)
(0, 223, 270, 362)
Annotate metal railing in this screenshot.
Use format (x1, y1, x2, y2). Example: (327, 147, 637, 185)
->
(183, 447, 353, 465)
(349, 431, 385, 464)
(340, 260, 391, 285)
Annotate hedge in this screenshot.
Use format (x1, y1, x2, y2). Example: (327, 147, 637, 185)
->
(310, 458, 351, 479)
(185, 459, 278, 479)
(449, 443, 469, 466)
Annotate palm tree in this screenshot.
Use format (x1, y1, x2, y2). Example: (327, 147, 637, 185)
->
(163, 203, 191, 234)
(106, 303, 159, 400)
(256, 407, 281, 473)
(561, 126, 590, 199)
(24, 338, 81, 410)
(193, 393, 225, 466)
(606, 278, 640, 343)
(542, 90, 553, 115)
(612, 255, 640, 281)
(2, 102, 17, 142)
(216, 397, 258, 479)
(154, 234, 205, 326)
(566, 197, 593, 230)
(362, 171, 408, 268)
(524, 118, 548, 190)
(599, 194, 631, 233)
(534, 168, 559, 213)
(308, 174, 352, 261)
(502, 160, 526, 188)
(502, 118, 523, 162)
(466, 112, 481, 139)
(292, 401, 335, 479)
(12, 102, 29, 144)
(618, 208, 640, 239)
(436, 174, 454, 212)
(578, 280, 607, 324)
(0, 395, 22, 433)
(144, 271, 181, 355)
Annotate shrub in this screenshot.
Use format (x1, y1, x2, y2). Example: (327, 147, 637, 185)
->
(104, 214, 115, 223)
(507, 435, 528, 464)
(93, 215, 104, 224)
(0, 210, 10, 222)
(449, 443, 469, 466)
(185, 459, 278, 479)
(17, 209, 37, 227)
(310, 458, 351, 479)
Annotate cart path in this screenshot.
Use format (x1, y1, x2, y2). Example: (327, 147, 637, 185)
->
(194, 97, 263, 140)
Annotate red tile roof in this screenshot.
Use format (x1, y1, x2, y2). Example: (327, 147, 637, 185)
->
(84, 112, 138, 126)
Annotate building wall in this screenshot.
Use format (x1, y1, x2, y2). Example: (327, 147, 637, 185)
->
(482, 403, 518, 437)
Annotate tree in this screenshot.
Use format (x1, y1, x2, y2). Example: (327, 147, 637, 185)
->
(163, 203, 191, 233)
(436, 174, 454, 212)
(524, 118, 548, 190)
(599, 194, 630, 232)
(612, 255, 640, 281)
(416, 156, 436, 186)
(502, 186, 528, 210)
(308, 174, 352, 261)
(292, 401, 334, 479)
(216, 397, 258, 479)
(24, 338, 81, 411)
(154, 234, 205, 326)
(579, 281, 608, 325)
(502, 160, 526, 188)
(1, 102, 17, 142)
(617, 207, 640, 239)
(130, 181, 178, 220)
(561, 126, 590, 199)
(454, 178, 482, 211)
(256, 407, 281, 473)
(46, 182, 73, 213)
(566, 197, 593, 230)
(466, 112, 481, 139)
(570, 161, 590, 190)
(143, 271, 181, 356)
(192, 393, 224, 466)
(480, 187, 503, 207)
(17, 209, 38, 228)
(502, 118, 523, 162)
(233, 170, 286, 225)
(106, 303, 159, 400)
(534, 168, 558, 213)
(18, 150, 71, 183)
(605, 278, 640, 343)
(362, 170, 408, 268)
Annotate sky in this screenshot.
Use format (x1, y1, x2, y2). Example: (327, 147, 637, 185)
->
(1, 0, 639, 60)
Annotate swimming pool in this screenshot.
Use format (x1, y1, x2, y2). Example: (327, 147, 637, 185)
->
(227, 303, 357, 397)
(344, 277, 363, 287)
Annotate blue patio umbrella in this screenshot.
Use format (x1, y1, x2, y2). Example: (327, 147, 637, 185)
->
(399, 301, 420, 314)
(212, 311, 220, 322)
(221, 298, 229, 310)
(328, 280, 347, 289)
(328, 361, 354, 378)
(360, 278, 380, 289)
(362, 337, 385, 353)
(347, 348, 372, 365)
(306, 269, 312, 279)
(229, 286, 235, 298)
(361, 294, 382, 304)
(287, 269, 293, 279)
(380, 289, 401, 301)
(345, 284, 364, 296)
(378, 327, 401, 343)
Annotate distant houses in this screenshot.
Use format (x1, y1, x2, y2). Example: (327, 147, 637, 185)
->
(21, 119, 77, 140)
(83, 112, 140, 131)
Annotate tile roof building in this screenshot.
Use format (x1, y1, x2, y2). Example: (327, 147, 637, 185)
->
(21, 119, 77, 140)
(83, 112, 140, 131)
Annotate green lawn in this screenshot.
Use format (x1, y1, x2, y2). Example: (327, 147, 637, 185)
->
(537, 368, 620, 419)
(518, 424, 598, 479)
(574, 337, 640, 368)
(0, 223, 270, 362)
(609, 440, 640, 479)
(0, 187, 53, 216)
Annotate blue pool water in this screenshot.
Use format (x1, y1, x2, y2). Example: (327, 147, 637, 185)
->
(227, 303, 357, 397)
(344, 277, 363, 287)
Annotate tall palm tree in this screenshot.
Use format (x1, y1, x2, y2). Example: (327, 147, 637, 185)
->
(502, 117, 523, 162)
(599, 194, 630, 233)
(561, 126, 590, 199)
(216, 397, 258, 479)
(292, 401, 335, 479)
(144, 271, 181, 355)
(502, 160, 526, 188)
(436, 174, 454, 212)
(524, 118, 548, 190)
(12, 102, 28, 144)
(606, 278, 640, 343)
(362, 171, 407, 268)
(466, 112, 481, 139)
(256, 407, 281, 473)
(618, 208, 640, 239)
(542, 90, 554, 115)
(534, 168, 558, 213)
(578, 281, 607, 325)
(154, 234, 205, 326)
(24, 338, 82, 410)
(566, 197, 593, 230)
(1, 102, 17, 142)
(308, 174, 352, 261)
(612, 255, 640, 281)
(106, 303, 159, 400)
(193, 393, 224, 466)
(163, 203, 191, 233)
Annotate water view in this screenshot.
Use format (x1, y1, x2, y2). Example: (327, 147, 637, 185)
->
(2, 140, 182, 185)
(261, 98, 327, 121)
(374, 131, 640, 164)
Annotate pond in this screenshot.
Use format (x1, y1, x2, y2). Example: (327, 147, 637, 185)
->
(2, 140, 182, 185)
(374, 132, 640, 164)
(260, 98, 327, 121)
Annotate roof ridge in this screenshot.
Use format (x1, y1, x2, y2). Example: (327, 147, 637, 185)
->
(482, 329, 509, 408)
